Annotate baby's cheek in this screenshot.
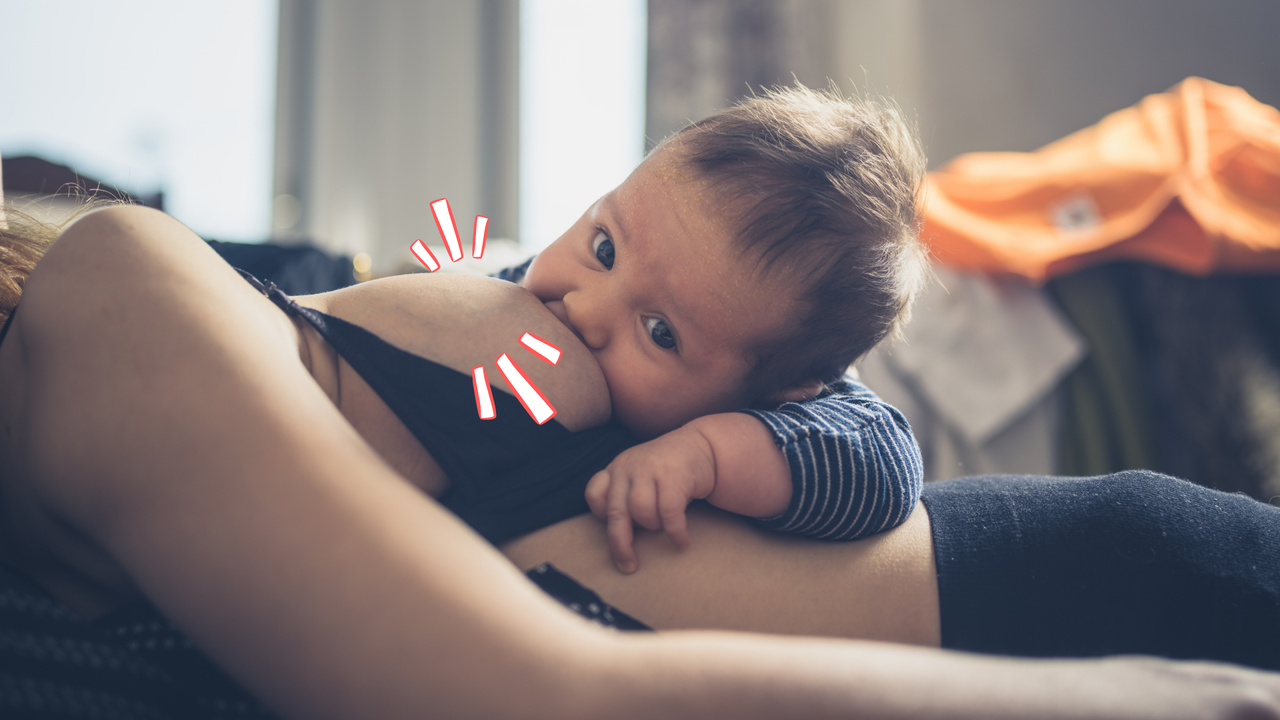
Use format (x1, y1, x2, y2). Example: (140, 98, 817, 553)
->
(606, 386, 659, 439)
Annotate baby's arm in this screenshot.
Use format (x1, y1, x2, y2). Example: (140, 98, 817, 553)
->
(742, 374, 923, 539)
(587, 374, 923, 572)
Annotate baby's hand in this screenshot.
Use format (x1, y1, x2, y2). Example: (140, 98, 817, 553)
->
(584, 425, 716, 573)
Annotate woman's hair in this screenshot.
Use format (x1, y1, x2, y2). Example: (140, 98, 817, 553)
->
(663, 83, 928, 401)
(0, 198, 116, 323)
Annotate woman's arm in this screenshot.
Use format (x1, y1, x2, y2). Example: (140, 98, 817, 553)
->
(11, 206, 1277, 720)
(14, 207, 612, 718)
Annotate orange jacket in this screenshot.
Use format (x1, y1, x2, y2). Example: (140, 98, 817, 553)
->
(922, 77, 1280, 282)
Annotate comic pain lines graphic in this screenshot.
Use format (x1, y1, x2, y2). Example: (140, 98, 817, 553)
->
(411, 200, 561, 425)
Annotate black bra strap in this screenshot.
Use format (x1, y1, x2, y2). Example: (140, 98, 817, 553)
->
(235, 268, 303, 316)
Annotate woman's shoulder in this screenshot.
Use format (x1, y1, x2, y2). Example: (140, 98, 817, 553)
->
(302, 273, 612, 432)
(21, 205, 272, 349)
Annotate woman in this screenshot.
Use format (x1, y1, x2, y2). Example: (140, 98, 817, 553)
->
(1, 204, 1278, 719)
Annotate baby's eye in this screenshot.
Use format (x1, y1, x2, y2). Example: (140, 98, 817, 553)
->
(645, 317, 676, 350)
(592, 231, 615, 270)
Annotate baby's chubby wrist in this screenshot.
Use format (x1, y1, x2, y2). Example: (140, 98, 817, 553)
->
(683, 413, 792, 518)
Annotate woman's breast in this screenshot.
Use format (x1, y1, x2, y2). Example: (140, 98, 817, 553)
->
(288, 295, 453, 498)
(285, 275, 615, 500)
(501, 502, 941, 646)
(331, 350, 453, 498)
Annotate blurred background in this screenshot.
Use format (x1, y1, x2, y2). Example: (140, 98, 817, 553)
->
(5, 0, 1277, 266)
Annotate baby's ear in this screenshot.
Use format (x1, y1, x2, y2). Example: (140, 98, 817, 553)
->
(764, 379, 825, 404)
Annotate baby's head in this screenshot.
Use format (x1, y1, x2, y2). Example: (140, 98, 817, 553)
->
(523, 84, 926, 438)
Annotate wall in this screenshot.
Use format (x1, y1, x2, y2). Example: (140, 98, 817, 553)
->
(649, 0, 1280, 168)
(845, 0, 1280, 167)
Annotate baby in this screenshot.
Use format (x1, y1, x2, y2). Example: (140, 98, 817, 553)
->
(499, 85, 928, 572)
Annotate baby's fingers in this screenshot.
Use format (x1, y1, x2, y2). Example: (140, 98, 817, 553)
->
(585, 469, 611, 520)
(605, 473, 639, 574)
(658, 487, 691, 550)
(606, 512, 639, 574)
(626, 480, 664, 532)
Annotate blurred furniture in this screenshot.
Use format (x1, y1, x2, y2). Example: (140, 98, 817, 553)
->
(1, 155, 164, 223)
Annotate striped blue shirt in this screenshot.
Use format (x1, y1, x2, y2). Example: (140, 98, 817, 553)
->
(496, 259, 923, 542)
(742, 376, 923, 540)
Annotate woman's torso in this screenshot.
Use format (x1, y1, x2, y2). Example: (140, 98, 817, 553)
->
(503, 500, 941, 645)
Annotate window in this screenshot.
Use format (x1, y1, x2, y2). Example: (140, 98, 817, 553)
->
(2, 0, 278, 241)
(519, 0, 647, 251)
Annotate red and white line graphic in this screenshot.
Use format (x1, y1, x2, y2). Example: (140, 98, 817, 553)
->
(410, 239, 440, 272)
(431, 198, 464, 262)
(410, 198, 487, 269)
(496, 352, 556, 425)
(519, 332, 561, 365)
(473, 215, 489, 259)
(472, 366, 496, 420)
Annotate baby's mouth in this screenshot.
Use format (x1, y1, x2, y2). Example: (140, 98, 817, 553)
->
(543, 300, 585, 345)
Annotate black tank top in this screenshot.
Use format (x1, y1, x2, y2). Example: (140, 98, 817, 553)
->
(235, 270, 637, 545)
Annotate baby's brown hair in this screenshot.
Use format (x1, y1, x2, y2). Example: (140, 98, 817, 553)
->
(664, 83, 927, 401)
